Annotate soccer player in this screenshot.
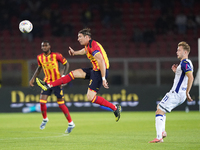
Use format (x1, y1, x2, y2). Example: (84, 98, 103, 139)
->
(36, 28, 121, 122)
(149, 41, 194, 143)
(29, 40, 75, 134)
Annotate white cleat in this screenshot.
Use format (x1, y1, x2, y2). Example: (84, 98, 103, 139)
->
(65, 123, 75, 134)
(40, 118, 49, 130)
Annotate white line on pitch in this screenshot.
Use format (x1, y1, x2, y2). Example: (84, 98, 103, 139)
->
(0, 134, 69, 141)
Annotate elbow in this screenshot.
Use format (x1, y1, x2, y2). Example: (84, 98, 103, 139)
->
(190, 76, 194, 83)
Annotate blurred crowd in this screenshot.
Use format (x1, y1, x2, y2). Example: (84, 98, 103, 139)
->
(0, 0, 200, 45)
(131, 0, 200, 45)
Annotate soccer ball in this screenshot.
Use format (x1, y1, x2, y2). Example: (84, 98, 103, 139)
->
(19, 20, 33, 33)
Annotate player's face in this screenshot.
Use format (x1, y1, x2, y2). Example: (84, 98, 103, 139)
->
(78, 33, 88, 46)
(176, 46, 186, 60)
(41, 42, 51, 53)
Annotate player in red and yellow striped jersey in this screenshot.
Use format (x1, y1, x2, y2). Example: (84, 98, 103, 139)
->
(29, 40, 75, 133)
(36, 29, 121, 122)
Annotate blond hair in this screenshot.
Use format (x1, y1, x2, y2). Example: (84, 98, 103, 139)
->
(178, 41, 190, 53)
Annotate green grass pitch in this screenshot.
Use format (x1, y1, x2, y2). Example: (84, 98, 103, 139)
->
(0, 111, 199, 150)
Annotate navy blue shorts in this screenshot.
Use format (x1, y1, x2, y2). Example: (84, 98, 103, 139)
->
(82, 68, 109, 93)
(41, 86, 63, 99)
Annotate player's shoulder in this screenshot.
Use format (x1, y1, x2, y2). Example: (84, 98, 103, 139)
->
(181, 59, 192, 65)
(51, 52, 59, 54)
(37, 53, 43, 58)
(90, 39, 99, 45)
(52, 52, 63, 56)
(93, 39, 100, 45)
(91, 40, 102, 49)
(181, 59, 191, 64)
(181, 59, 193, 69)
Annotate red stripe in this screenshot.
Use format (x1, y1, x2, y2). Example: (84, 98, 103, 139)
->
(55, 54, 60, 81)
(53, 68, 57, 81)
(46, 55, 51, 82)
(41, 54, 47, 82)
(48, 68, 52, 82)
(51, 53, 55, 81)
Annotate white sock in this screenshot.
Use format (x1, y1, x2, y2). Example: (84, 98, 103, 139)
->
(69, 121, 74, 125)
(43, 117, 48, 122)
(162, 114, 166, 132)
(155, 114, 163, 139)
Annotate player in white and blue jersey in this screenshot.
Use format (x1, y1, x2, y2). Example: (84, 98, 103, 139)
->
(149, 41, 194, 143)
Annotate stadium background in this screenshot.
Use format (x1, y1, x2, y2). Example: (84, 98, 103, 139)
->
(0, 0, 199, 112)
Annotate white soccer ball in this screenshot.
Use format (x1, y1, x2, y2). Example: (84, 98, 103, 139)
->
(19, 20, 33, 33)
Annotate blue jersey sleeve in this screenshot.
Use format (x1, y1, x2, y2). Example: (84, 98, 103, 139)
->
(92, 50, 100, 57)
(181, 60, 192, 73)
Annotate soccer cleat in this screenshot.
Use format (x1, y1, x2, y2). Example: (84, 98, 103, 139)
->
(114, 104, 121, 122)
(36, 78, 49, 91)
(65, 123, 75, 134)
(162, 131, 167, 138)
(149, 138, 163, 143)
(149, 138, 164, 143)
(40, 118, 49, 130)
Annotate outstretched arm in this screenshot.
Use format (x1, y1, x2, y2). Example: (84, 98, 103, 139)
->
(29, 66, 42, 86)
(185, 71, 194, 102)
(69, 47, 86, 56)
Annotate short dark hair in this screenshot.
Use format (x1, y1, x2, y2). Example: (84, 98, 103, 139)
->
(78, 28, 91, 38)
(42, 40, 50, 45)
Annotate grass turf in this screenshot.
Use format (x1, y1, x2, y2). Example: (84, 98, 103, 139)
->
(0, 111, 199, 150)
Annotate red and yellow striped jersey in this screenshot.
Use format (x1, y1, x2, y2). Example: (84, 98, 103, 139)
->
(37, 52, 67, 83)
(85, 40, 109, 71)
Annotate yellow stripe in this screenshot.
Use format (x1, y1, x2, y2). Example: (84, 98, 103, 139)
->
(40, 99, 47, 103)
(50, 55, 56, 81)
(97, 42, 109, 69)
(63, 60, 67, 65)
(88, 88, 96, 93)
(57, 101, 65, 104)
(69, 72, 74, 79)
(186, 71, 192, 74)
(91, 96, 96, 103)
(93, 51, 100, 56)
(54, 54, 60, 80)
(43, 56, 51, 83)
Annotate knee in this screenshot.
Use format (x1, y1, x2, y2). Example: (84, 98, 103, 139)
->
(156, 108, 165, 115)
(87, 94, 94, 102)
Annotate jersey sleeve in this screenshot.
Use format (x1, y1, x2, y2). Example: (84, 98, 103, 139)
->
(181, 60, 193, 73)
(91, 41, 101, 57)
(37, 55, 41, 67)
(56, 53, 67, 65)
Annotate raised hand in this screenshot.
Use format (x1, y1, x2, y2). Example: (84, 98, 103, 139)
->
(69, 47, 75, 56)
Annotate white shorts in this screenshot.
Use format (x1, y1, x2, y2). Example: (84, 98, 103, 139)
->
(158, 90, 186, 113)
